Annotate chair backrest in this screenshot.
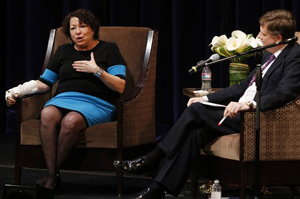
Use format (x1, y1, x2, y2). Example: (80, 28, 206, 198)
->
(42, 26, 156, 100)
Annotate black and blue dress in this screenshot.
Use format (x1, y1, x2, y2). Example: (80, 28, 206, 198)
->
(39, 41, 126, 127)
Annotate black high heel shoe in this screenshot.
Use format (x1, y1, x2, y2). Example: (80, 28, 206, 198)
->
(36, 173, 61, 187)
(36, 174, 61, 199)
(52, 173, 62, 190)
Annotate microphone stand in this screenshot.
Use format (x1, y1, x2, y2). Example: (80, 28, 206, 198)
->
(254, 51, 263, 199)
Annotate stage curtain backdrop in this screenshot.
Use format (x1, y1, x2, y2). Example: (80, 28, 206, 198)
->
(1, 0, 300, 137)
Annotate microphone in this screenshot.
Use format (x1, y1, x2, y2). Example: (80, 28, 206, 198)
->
(278, 36, 298, 44)
(188, 54, 220, 74)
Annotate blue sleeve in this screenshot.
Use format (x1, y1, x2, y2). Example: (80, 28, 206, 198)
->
(39, 69, 58, 86)
(107, 65, 126, 78)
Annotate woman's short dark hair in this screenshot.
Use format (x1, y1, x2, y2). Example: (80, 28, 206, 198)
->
(62, 9, 100, 40)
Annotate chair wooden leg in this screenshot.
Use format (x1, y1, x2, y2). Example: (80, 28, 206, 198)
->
(14, 146, 22, 184)
(14, 166, 22, 185)
(239, 163, 247, 199)
(240, 182, 247, 199)
(117, 170, 123, 197)
(116, 147, 123, 197)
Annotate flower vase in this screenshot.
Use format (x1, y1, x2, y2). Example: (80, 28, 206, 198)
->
(229, 62, 249, 86)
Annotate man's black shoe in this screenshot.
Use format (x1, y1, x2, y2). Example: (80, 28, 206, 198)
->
(113, 156, 155, 176)
(131, 188, 165, 199)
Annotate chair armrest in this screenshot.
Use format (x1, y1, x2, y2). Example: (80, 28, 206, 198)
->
(241, 98, 300, 162)
(16, 91, 51, 123)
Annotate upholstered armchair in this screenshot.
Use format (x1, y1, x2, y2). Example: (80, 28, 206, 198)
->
(14, 26, 158, 196)
(191, 33, 300, 199)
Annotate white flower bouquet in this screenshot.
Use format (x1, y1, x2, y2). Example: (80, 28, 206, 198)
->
(210, 30, 263, 63)
(209, 30, 263, 86)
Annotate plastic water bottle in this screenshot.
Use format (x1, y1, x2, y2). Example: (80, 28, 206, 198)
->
(201, 66, 212, 93)
(211, 179, 222, 199)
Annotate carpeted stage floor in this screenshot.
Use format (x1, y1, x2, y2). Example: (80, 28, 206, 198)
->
(0, 133, 297, 199)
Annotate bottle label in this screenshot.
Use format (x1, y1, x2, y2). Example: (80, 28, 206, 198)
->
(202, 73, 211, 80)
(211, 192, 221, 199)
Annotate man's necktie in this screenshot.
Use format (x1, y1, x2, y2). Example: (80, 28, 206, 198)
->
(248, 54, 275, 86)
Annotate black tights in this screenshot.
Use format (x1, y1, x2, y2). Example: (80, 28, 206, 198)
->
(39, 106, 87, 189)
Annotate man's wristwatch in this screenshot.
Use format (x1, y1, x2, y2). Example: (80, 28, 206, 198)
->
(245, 100, 254, 109)
(94, 68, 104, 78)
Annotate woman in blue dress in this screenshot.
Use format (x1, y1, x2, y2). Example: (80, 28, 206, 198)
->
(5, 9, 126, 192)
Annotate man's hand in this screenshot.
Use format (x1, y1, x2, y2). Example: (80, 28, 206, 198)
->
(223, 102, 251, 118)
(187, 97, 204, 107)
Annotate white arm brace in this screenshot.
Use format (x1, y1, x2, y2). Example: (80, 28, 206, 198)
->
(5, 80, 38, 100)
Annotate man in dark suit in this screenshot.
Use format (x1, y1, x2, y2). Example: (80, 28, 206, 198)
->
(114, 9, 300, 199)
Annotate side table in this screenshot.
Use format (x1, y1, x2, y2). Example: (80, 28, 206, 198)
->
(183, 88, 222, 98)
